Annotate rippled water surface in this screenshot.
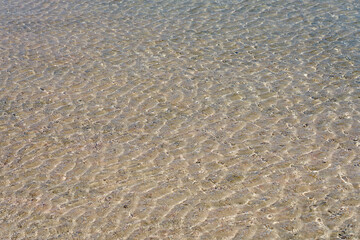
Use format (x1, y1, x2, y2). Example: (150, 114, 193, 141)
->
(0, 0, 359, 239)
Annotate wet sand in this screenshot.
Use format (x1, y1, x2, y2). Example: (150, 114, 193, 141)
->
(0, 0, 359, 239)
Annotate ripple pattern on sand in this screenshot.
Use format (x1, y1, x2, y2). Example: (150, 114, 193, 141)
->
(0, 0, 360, 239)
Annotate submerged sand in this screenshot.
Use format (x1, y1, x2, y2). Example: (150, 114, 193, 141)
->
(0, 0, 359, 239)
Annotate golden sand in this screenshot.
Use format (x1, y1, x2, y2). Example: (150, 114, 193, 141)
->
(0, 0, 359, 239)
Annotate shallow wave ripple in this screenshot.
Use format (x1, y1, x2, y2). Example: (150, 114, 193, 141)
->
(0, 0, 359, 239)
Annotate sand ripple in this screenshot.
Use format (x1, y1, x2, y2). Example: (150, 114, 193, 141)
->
(0, 0, 359, 239)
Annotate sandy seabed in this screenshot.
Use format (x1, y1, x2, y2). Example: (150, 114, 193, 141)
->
(0, 0, 359, 239)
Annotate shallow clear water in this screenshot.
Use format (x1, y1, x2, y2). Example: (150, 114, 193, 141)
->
(0, 0, 359, 239)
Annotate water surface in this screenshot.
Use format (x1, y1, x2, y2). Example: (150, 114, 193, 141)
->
(0, 0, 359, 239)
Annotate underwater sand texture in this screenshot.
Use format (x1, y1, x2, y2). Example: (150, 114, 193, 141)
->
(0, 0, 360, 239)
